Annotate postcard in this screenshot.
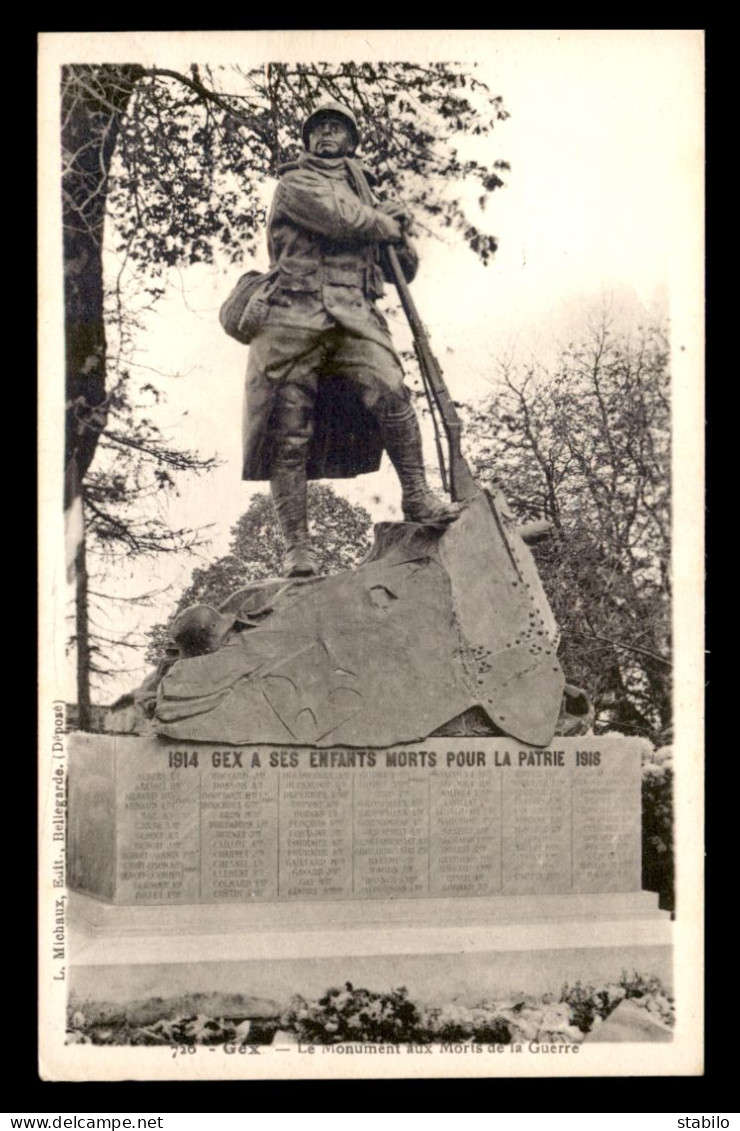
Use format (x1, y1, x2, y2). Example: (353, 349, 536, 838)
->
(38, 29, 704, 1081)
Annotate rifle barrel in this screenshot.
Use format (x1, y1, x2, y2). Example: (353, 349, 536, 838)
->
(386, 245, 478, 502)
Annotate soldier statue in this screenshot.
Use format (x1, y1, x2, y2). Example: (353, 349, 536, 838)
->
(238, 101, 460, 578)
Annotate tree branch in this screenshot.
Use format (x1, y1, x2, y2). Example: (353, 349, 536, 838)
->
(570, 630, 672, 668)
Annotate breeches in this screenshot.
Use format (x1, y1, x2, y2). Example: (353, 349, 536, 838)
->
(245, 325, 409, 467)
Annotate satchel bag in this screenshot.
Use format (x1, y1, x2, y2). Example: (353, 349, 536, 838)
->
(219, 267, 278, 345)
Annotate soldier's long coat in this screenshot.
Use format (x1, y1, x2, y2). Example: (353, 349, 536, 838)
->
(241, 153, 418, 482)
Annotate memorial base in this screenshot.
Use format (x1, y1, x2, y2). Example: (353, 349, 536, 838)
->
(69, 889, 672, 1011)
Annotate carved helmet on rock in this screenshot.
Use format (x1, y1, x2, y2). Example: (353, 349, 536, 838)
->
(170, 604, 235, 658)
(301, 101, 360, 151)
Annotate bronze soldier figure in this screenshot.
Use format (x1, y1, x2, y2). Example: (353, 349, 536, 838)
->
(240, 101, 460, 577)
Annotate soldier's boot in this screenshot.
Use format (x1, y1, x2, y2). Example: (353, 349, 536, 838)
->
(269, 385, 318, 578)
(378, 401, 462, 525)
(270, 456, 319, 577)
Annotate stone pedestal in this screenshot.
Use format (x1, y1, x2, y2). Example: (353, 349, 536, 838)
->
(67, 733, 671, 1013)
(69, 887, 671, 1010)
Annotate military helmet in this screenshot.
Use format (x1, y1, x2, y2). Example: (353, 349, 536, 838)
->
(302, 101, 360, 151)
(170, 604, 232, 658)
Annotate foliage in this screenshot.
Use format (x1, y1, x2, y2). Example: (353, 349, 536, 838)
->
(82, 372, 218, 562)
(618, 969, 675, 1028)
(560, 970, 674, 1034)
(418, 1003, 517, 1044)
(67, 971, 673, 1045)
(104, 61, 508, 276)
(467, 314, 671, 742)
(559, 980, 625, 1033)
(642, 746, 675, 912)
(281, 983, 422, 1044)
(66, 1012, 261, 1047)
(68, 365, 218, 695)
(280, 983, 540, 1045)
(146, 484, 372, 663)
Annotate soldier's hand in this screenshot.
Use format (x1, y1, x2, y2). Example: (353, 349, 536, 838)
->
(378, 200, 412, 234)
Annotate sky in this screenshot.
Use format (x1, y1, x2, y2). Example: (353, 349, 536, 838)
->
(38, 30, 704, 702)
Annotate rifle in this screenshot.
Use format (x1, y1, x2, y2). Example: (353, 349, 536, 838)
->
(349, 157, 479, 505)
(387, 244, 554, 551)
(384, 243, 479, 505)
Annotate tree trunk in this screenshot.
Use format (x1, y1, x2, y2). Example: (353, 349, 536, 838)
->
(75, 528, 91, 731)
(62, 65, 144, 708)
(62, 64, 144, 491)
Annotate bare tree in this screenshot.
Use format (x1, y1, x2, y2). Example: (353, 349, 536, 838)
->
(468, 315, 671, 741)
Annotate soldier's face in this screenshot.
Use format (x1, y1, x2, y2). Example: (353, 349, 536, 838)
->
(308, 116, 354, 158)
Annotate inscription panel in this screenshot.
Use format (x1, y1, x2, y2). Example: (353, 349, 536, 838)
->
(354, 771, 429, 897)
(429, 769, 502, 895)
(67, 735, 648, 904)
(278, 770, 353, 899)
(201, 768, 278, 901)
(116, 762, 200, 904)
(501, 769, 571, 894)
(572, 754, 641, 892)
